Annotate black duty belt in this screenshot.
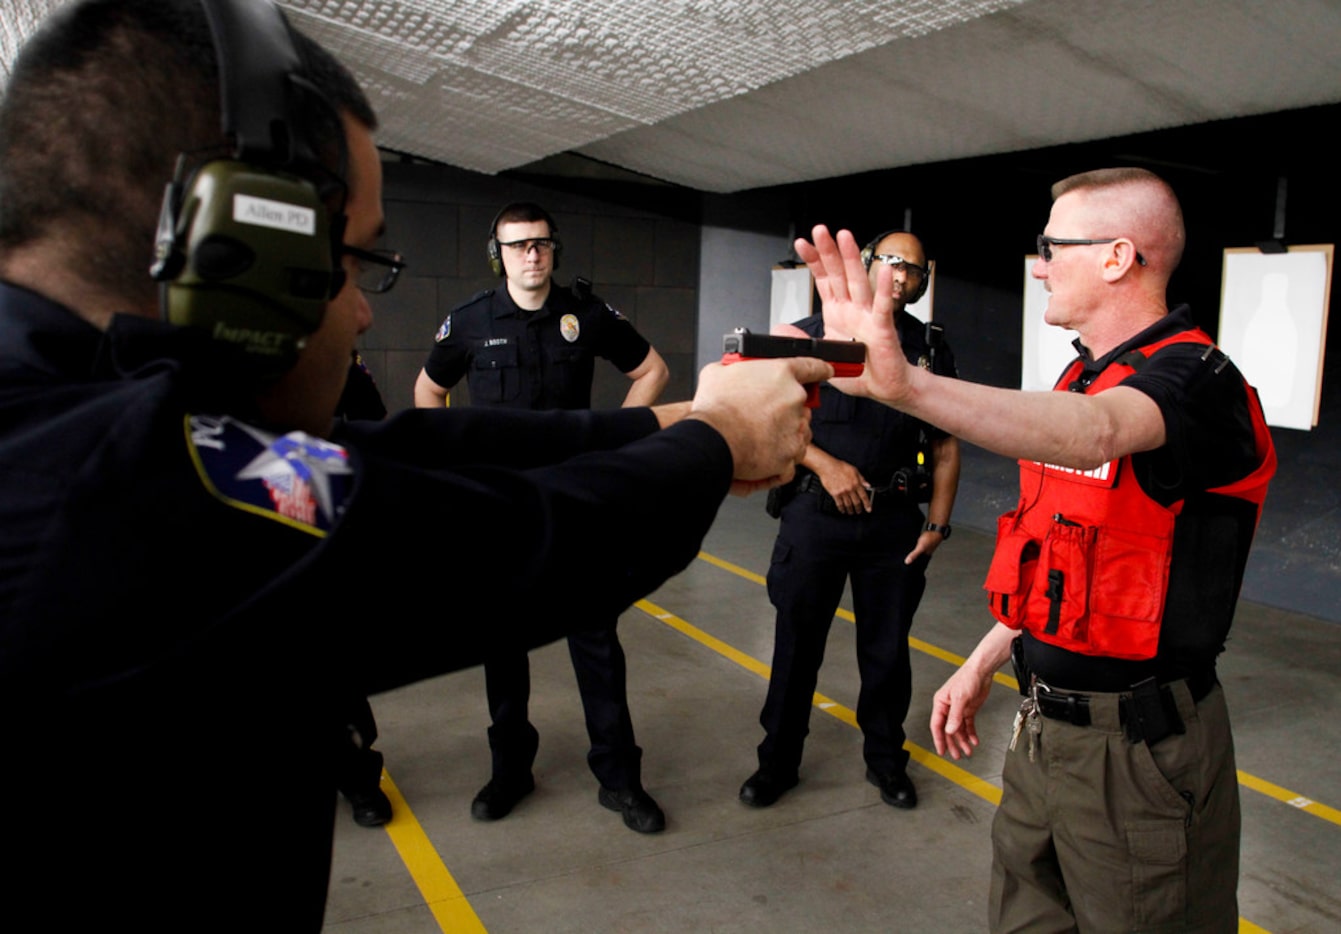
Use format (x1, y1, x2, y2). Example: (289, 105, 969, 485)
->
(1031, 671, 1216, 746)
(796, 472, 902, 515)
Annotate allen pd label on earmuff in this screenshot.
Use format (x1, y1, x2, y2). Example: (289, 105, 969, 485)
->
(233, 193, 317, 236)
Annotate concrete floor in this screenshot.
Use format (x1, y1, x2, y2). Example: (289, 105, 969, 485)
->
(323, 496, 1341, 933)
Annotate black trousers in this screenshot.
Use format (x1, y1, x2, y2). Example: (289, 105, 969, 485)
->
(484, 624, 642, 790)
(335, 694, 384, 797)
(759, 493, 928, 776)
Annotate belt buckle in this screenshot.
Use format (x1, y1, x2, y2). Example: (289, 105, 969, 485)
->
(1034, 678, 1090, 727)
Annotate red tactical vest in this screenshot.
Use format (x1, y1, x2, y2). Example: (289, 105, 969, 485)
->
(984, 328, 1275, 660)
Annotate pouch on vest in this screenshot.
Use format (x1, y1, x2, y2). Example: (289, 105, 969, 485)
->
(987, 507, 1173, 660)
(985, 509, 1039, 627)
(1031, 516, 1097, 646)
(1086, 521, 1173, 659)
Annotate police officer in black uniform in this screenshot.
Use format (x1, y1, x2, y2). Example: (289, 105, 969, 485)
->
(739, 230, 961, 811)
(332, 353, 394, 828)
(414, 203, 671, 833)
(0, 2, 838, 927)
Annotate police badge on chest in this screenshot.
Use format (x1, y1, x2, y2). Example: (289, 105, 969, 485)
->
(560, 313, 580, 343)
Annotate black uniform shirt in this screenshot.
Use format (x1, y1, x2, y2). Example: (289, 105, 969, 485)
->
(0, 279, 729, 930)
(423, 281, 651, 410)
(797, 310, 958, 487)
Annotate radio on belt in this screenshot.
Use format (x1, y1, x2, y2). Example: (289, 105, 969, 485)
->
(721, 328, 866, 407)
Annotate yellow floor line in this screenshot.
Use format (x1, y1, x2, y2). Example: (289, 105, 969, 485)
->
(637, 597, 999, 808)
(365, 551, 1318, 933)
(646, 599, 771, 680)
(695, 549, 1341, 829)
(695, 550, 766, 586)
(841, 606, 1020, 692)
(636, 596, 1279, 932)
(379, 771, 487, 933)
(696, 551, 1017, 689)
(1236, 770, 1341, 825)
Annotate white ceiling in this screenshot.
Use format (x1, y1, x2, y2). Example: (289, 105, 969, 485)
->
(4, 0, 1340, 193)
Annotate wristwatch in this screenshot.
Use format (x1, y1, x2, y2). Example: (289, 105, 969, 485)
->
(924, 521, 952, 540)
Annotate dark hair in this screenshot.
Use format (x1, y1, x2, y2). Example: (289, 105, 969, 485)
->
(493, 202, 558, 238)
(0, 0, 375, 308)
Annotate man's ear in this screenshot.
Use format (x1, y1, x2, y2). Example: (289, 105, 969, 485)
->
(1099, 240, 1130, 283)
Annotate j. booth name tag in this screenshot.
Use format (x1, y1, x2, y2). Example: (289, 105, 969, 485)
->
(233, 194, 316, 236)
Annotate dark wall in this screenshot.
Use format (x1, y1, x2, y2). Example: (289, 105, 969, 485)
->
(765, 102, 1341, 622)
(357, 103, 1340, 622)
(358, 161, 701, 415)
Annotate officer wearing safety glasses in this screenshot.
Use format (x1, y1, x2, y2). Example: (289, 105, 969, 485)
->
(413, 201, 671, 836)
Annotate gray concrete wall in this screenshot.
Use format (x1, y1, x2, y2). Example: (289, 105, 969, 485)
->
(359, 159, 700, 416)
(355, 153, 1339, 626)
(696, 194, 795, 374)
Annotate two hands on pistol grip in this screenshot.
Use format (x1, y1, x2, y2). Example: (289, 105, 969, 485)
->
(721, 329, 866, 407)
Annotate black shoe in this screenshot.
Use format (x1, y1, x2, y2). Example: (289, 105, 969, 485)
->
(866, 767, 917, 809)
(346, 788, 393, 827)
(598, 786, 666, 834)
(470, 775, 535, 822)
(738, 769, 798, 808)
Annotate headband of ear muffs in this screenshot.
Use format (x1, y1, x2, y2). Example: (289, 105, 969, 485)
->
(859, 229, 931, 304)
(486, 202, 563, 277)
(151, 0, 347, 380)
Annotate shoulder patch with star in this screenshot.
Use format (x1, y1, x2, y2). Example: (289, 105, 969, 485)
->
(184, 414, 355, 536)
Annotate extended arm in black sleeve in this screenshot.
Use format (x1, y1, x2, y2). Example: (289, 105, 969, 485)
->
(314, 418, 733, 694)
(334, 406, 662, 471)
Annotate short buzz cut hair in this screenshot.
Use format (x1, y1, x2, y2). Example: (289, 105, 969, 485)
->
(493, 202, 558, 239)
(0, 0, 375, 309)
(1051, 167, 1186, 273)
(1050, 166, 1166, 202)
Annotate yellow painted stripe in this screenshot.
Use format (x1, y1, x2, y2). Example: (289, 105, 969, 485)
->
(695, 550, 766, 586)
(637, 593, 1277, 931)
(638, 597, 770, 679)
(636, 598, 999, 807)
(380, 771, 488, 933)
(695, 550, 1019, 688)
(695, 549, 1341, 829)
(834, 605, 1019, 692)
(1236, 770, 1341, 825)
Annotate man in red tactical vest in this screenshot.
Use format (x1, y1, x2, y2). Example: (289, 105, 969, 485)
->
(795, 167, 1275, 933)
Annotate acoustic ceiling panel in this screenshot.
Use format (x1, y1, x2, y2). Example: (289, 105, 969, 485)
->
(1, 0, 1339, 192)
(286, 0, 1025, 174)
(579, 0, 1341, 190)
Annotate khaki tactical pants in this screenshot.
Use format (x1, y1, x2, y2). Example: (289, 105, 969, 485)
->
(990, 682, 1240, 933)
